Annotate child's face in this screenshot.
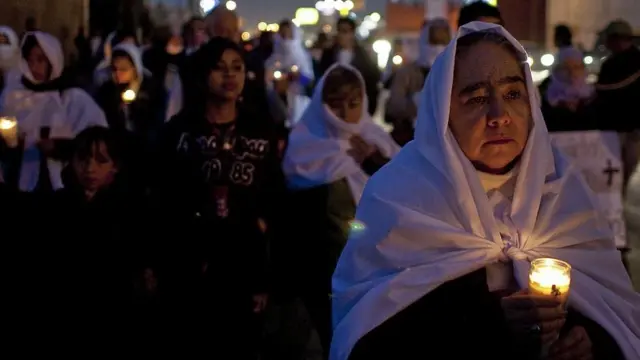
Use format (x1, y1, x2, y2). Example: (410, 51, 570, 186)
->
(72, 141, 118, 193)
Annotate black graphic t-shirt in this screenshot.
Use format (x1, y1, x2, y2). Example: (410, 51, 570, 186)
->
(151, 108, 285, 293)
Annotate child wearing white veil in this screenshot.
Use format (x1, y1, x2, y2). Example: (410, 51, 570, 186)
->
(0, 31, 107, 192)
(283, 63, 398, 357)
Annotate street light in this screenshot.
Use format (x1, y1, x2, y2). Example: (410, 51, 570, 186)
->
(226, 0, 237, 10)
(200, 0, 217, 13)
(258, 22, 267, 31)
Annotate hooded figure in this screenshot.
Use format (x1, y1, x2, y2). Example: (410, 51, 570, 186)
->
(0, 32, 107, 192)
(332, 22, 638, 360)
(0, 26, 20, 91)
(265, 22, 314, 126)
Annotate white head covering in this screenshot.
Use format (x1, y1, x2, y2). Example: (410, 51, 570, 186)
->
(19, 31, 64, 84)
(546, 46, 594, 106)
(283, 63, 399, 203)
(416, 18, 449, 68)
(0, 31, 107, 192)
(0, 26, 19, 71)
(111, 43, 148, 89)
(265, 24, 314, 80)
(330, 22, 640, 360)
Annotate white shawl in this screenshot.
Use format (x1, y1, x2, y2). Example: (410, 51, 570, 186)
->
(283, 63, 399, 204)
(0, 32, 107, 191)
(331, 22, 640, 360)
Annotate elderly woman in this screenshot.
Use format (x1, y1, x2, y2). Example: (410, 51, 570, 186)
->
(331, 23, 639, 360)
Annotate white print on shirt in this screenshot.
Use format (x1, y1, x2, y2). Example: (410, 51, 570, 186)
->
(201, 158, 222, 182)
(235, 136, 270, 160)
(229, 161, 255, 185)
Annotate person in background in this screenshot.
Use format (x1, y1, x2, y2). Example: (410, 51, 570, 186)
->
(283, 64, 399, 358)
(457, 0, 503, 27)
(541, 47, 596, 132)
(265, 19, 314, 128)
(539, 24, 575, 98)
(92, 29, 140, 91)
(95, 42, 161, 190)
(385, 18, 451, 145)
(0, 26, 19, 92)
(596, 19, 640, 183)
(151, 37, 284, 357)
(183, 16, 207, 55)
(319, 17, 380, 116)
(332, 23, 635, 360)
(0, 32, 107, 194)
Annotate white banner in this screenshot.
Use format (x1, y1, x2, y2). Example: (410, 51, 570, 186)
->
(550, 131, 627, 248)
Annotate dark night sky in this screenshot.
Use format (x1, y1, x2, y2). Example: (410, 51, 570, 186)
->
(152, 0, 387, 30)
(235, 0, 386, 28)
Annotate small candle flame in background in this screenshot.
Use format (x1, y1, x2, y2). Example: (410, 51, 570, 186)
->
(290, 65, 299, 73)
(273, 71, 282, 80)
(121, 89, 137, 103)
(0, 117, 17, 130)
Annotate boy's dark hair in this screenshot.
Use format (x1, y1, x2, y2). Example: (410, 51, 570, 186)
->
(322, 66, 362, 99)
(337, 17, 357, 31)
(554, 24, 573, 47)
(457, 1, 503, 28)
(21, 34, 40, 60)
(279, 19, 293, 30)
(72, 126, 124, 167)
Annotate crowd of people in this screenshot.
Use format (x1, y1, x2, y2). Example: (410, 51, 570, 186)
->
(0, 1, 638, 359)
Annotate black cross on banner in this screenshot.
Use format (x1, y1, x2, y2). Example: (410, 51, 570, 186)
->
(602, 159, 620, 187)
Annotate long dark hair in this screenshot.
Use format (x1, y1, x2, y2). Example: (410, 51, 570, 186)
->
(183, 36, 245, 115)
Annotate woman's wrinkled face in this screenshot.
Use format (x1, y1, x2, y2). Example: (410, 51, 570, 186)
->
(557, 57, 586, 84)
(111, 56, 136, 85)
(72, 141, 118, 193)
(449, 41, 531, 173)
(208, 49, 245, 101)
(322, 71, 363, 124)
(27, 44, 51, 82)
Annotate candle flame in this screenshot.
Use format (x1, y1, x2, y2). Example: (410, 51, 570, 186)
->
(122, 89, 137, 103)
(0, 117, 17, 130)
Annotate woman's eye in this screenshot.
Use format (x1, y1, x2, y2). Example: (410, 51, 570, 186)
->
(467, 96, 489, 105)
(232, 65, 244, 72)
(505, 90, 521, 100)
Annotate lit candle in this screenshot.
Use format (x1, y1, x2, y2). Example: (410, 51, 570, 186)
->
(121, 89, 137, 104)
(273, 70, 282, 80)
(290, 65, 299, 73)
(529, 258, 571, 304)
(0, 116, 19, 148)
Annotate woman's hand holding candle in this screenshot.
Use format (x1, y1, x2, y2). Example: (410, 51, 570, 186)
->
(501, 290, 567, 346)
(0, 116, 19, 148)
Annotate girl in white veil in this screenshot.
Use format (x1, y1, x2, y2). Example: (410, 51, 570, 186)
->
(331, 22, 639, 360)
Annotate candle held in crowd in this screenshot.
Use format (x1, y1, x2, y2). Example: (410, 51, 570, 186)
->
(0, 116, 19, 148)
(121, 89, 137, 104)
(529, 258, 571, 304)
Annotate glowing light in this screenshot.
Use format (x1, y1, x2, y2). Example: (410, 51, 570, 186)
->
(372, 39, 391, 54)
(273, 71, 282, 80)
(526, 56, 534, 66)
(295, 8, 320, 25)
(121, 89, 137, 103)
(583, 56, 593, 65)
(392, 55, 403, 65)
(225, 0, 237, 10)
(370, 12, 381, 22)
(540, 53, 555, 67)
(0, 117, 17, 130)
(290, 65, 299, 73)
(199, 0, 217, 13)
(241, 32, 251, 41)
(349, 220, 366, 232)
(267, 23, 280, 32)
(257, 22, 267, 31)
